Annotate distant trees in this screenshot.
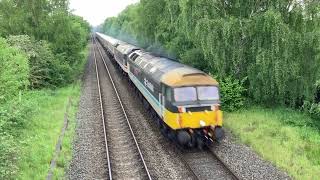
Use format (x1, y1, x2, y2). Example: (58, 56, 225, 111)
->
(101, 0, 320, 110)
(0, 0, 91, 89)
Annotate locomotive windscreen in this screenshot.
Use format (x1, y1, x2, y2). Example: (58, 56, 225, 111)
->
(174, 87, 197, 102)
(198, 86, 220, 101)
(173, 86, 220, 103)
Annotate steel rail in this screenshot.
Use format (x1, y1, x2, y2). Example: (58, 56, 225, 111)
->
(94, 37, 152, 180)
(177, 150, 200, 180)
(92, 36, 113, 180)
(209, 149, 240, 180)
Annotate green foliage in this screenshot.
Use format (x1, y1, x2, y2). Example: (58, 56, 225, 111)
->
(0, 96, 34, 179)
(16, 85, 81, 179)
(302, 101, 320, 122)
(180, 48, 208, 72)
(101, 0, 320, 111)
(7, 35, 60, 88)
(0, 134, 18, 178)
(225, 106, 320, 179)
(0, 38, 29, 103)
(219, 76, 246, 111)
(0, 0, 91, 87)
(0, 1, 90, 178)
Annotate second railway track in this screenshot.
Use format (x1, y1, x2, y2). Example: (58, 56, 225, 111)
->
(92, 37, 152, 180)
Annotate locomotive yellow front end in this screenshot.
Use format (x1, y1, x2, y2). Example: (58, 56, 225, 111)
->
(161, 69, 224, 147)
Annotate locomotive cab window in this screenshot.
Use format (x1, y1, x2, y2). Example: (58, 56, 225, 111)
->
(174, 87, 197, 102)
(173, 86, 220, 103)
(197, 86, 220, 101)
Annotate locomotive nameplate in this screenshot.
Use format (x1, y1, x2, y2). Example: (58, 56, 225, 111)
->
(144, 78, 154, 92)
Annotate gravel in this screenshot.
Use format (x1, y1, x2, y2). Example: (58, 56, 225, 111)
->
(67, 44, 108, 179)
(182, 150, 234, 179)
(211, 131, 292, 180)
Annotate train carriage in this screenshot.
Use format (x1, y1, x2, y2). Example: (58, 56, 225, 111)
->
(114, 43, 140, 73)
(96, 32, 224, 148)
(96, 32, 121, 56)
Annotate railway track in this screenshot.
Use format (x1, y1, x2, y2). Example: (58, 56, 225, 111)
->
(179, 148, 240, 180)
(93, 36, 239, 180)
(92, 37, 152, 180)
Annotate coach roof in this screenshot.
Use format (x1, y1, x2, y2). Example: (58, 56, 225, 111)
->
(96, 32, 120, 46)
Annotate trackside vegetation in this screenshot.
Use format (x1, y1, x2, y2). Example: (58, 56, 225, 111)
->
(225, 107, 320, 179)
(0, 0, 90, 178)
(17, 85, 81, 179)
(100, 0, 320, 178)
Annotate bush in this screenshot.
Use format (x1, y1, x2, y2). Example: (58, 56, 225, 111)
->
(219, 76, 246, 111)
(0, 38, 29, 104)
(302, 101, 320, 120)
(7, 35, 61, 89)
(0, 134, 18, 179)
(0, 96, 35, 179)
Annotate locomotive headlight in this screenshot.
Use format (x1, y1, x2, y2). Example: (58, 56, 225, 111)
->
(200, 120, 206, 127)
(178, 106, 186, 113)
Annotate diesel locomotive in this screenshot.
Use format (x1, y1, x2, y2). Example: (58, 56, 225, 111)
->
(96, 32, 224, 148)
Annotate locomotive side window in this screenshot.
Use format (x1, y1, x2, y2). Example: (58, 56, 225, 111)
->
(129, 53, 135, 59)
(166, 87, 172, 101)
(131, 54, 139, 61)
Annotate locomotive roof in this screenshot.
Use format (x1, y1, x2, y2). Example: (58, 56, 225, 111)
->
(135, 52, 218, 87)
(161, 67, 218, 87)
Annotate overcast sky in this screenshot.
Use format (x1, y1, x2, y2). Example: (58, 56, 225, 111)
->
(69, 0, 139, 26)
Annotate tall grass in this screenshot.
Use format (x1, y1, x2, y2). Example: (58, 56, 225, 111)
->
(224, 107, 320, 179)
(16, 85, 80, 179)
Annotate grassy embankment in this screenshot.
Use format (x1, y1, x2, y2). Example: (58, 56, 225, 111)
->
(16, 46, 89, 179)
(16, 85, 80, 179)
(224, 107, 320, 179)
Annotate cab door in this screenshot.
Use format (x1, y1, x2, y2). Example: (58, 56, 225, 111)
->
(159, 84, 166, 118)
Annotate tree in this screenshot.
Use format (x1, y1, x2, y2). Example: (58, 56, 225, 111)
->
(101, 0, 320, 108)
